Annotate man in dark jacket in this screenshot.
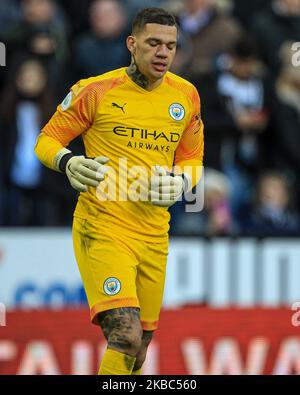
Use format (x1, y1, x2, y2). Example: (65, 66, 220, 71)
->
(252, 0, 300, 78)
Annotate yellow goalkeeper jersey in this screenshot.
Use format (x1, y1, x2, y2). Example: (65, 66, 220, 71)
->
(35, 67, 204, 240)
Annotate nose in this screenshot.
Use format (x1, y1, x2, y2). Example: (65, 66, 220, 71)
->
(156, 44, 168, 58)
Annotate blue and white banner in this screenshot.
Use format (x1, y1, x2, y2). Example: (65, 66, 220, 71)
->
(0, 229, 300, 309)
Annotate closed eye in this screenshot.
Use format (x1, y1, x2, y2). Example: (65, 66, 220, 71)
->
(148, 39, 159, 47)
(167, 43, 176, 50)
(146, 39, 177, 50)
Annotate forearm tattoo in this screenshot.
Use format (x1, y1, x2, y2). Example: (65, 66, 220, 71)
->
(126, 57, 149, 90)
(98, 307, 141, 351)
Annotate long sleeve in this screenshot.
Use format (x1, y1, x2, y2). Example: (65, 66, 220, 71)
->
(174, 87, 204, 188)
(34, 80, 99, 170)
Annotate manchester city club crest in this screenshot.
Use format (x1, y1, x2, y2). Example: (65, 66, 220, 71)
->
(103, 277, 121, 296)
(169, 103, 185, 121)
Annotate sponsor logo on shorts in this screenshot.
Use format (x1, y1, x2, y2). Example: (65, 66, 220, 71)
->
(169, 103, 185, 121)
(103, 277, 121, 296)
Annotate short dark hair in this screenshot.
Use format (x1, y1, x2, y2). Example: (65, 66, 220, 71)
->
(132, 8, 177, 34)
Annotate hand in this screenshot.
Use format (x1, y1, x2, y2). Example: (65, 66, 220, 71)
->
(66, 155, 109, 192)
(149, 165, 187, 207)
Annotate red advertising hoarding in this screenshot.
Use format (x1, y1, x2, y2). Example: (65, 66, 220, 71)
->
(0, 307, 300, 375)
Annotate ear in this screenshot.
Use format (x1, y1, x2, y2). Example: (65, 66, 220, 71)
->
(126, 35, 136, 55)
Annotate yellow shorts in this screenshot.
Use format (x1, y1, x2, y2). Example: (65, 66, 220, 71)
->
(72, 217, 169, 331)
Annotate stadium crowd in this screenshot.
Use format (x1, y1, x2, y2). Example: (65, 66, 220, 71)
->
(0, 0, 300, 237)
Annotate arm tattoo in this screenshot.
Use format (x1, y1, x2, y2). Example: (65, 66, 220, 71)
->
(98, 307, 141, 351)
(126, 57, 149, 90)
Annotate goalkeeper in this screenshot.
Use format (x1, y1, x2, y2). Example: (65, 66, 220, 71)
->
(35, 7, 204, 375)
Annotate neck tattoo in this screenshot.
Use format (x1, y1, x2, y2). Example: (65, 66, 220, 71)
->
(126, 57, 149, 90)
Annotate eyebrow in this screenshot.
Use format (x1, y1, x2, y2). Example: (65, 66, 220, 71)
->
(145, 38, 177, 45)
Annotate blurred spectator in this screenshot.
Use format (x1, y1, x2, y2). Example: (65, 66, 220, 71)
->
(0, 57, 53, 225)
(252, 0, 300, 78)
(0, 0, 21, 92)
(215, 36, 274, 215)
(271, 42, 300, 207)
(126, 0, 165, 17)
(238, 171, 300, 236)
(170, 168, 233, 236)
(232, 0, 270, 30)
(194, 70, 235, 171)
(5, 0, 69, 72)
(177, 0, 242, 80)
(13, 25, 70, 95)
(59, 0, 93, 37)
(200, 168, 233, 236)
(164, 1, 194, 75)
(73, 0, 130, 80)
(0, 0, 21, 38)
(0, 57, 76, 226)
